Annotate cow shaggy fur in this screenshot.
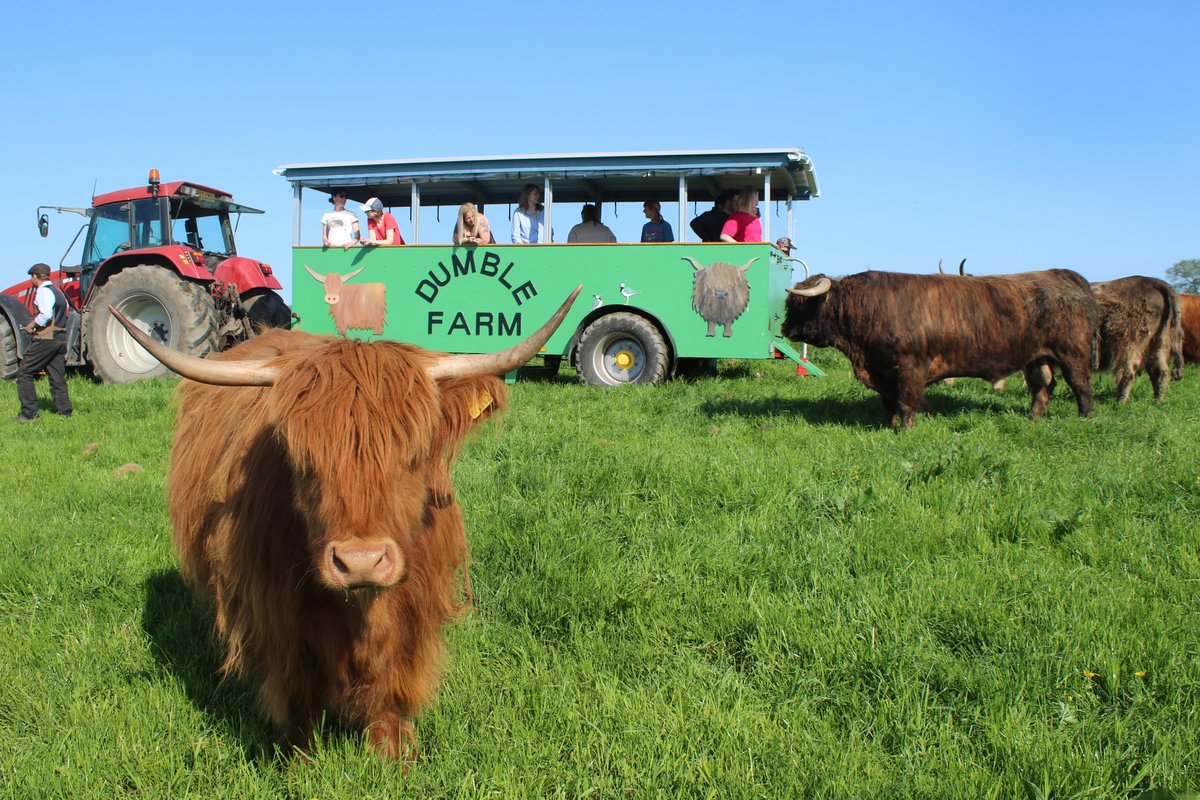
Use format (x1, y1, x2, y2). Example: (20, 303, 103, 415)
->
(168, 327, 506, 760)
(1092, 276, 1181, 403)
(1177, 293, 1200, 365)
(782, 269, 1099, 429)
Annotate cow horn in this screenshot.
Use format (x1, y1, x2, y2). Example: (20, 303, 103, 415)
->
(958, 258, 967, 276)
(342, 266, 365, 282)
(303, 264, 326, 284)
(426, 285, 583, 382)
(787, 276, 833, 298)
(681, 256, 704, 272)
(938, 259, 945, 275)
(740, 257, 759, 274)
(107, 306, 280, 386)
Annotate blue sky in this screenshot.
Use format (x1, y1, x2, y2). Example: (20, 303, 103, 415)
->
(2, 1, 1196, 302)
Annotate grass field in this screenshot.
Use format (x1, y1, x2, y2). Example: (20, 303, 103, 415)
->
(1, 352, 1197, 799)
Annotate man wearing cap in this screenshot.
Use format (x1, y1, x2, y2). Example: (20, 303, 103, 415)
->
(361, 198, 404, 246)
(321, 191, 361, 250)
(15, 263, 73, 422)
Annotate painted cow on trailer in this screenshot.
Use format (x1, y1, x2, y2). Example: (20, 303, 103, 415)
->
(682, 256, 754, 337)
(305, 265, 387, 335)
(110, 288, 580, 761)
(1091, 276, 1182, 403)
(782, 269, 1099, 429)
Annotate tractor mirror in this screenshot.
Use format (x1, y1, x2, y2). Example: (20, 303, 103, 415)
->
(38, 214, 49, 237)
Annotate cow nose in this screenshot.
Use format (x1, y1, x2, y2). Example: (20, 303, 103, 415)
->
(327, 541, 401, 588)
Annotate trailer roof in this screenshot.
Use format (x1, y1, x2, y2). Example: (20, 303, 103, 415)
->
(274, 149, 819, 208)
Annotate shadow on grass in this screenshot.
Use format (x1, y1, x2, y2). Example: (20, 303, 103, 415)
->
(141, 569, 274, 761)
(701, 387, 1019, 429)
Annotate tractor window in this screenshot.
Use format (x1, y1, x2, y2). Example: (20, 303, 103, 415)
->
(131, 199, 166, 248)
(171, 211, 232, 256)
(83, 203, 132, 265)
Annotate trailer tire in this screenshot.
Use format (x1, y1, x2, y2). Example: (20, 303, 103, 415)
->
(0, 317, 17, 380)
(577, 312, 669, 387)
(242, 289, 292, 332)
(86, 265, 219, 384)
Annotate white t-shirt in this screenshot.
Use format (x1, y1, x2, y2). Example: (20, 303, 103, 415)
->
(567, 221, 617, 244)
(322, 209, 359, 247)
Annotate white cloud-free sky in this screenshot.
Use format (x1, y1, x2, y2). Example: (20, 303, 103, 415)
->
(2, 1, 1196, 301)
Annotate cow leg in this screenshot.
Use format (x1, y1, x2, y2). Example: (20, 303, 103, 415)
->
(723, 322, 733, 337)
(872, 375, 900, 428)
(1024, 360, 1053, 418)
(1147, 351, 1169, 402)
(367, 714, 417, 762)
(706, 320, 716, 337)
(1055, 358, 1094, 417)
(1113, 366, 1134, 404)
(896, 379, 927, 430)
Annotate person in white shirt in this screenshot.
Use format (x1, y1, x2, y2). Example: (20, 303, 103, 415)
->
(321, 190, 361, 250)
(567, 204, 617, 243)
(511, 183, 546, 243)
(15, 263, 72, 422)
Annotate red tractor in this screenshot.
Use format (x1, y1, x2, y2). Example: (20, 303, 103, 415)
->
(0, 170, 291, 383)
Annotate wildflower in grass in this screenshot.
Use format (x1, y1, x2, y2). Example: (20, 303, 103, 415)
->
(1083, 669, 1097, 679)
(1136, 670, 1147, 678)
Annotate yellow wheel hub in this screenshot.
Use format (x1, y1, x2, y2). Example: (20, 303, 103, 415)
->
(614, 349, 635, 370)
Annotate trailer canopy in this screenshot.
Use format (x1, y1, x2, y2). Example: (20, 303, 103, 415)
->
(274, 148, 819, 245)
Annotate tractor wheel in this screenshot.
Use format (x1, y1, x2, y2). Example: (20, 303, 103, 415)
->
(0, 317, 18, 380)
(242, 289, 292, 332)
(577, 312, 669, 387)
(86, 265, 219, 384)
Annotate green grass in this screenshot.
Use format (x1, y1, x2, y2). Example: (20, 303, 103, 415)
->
(1, 354, 1197, 799)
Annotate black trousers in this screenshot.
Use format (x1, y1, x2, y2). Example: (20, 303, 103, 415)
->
(16, 334, 72, 419)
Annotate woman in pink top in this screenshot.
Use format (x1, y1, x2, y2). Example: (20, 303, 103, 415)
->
(361, 197, 405, 245)
(719, 186, 762, 243)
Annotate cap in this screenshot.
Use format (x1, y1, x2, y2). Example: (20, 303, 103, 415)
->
(774, 237, 794, 252)
(361, 198, 383, 214)
(28, 263, 52, 277)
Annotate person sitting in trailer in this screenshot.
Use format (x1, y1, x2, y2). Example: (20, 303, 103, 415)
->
(775, 236, 795, 255)
(567, 204, 617, 243)
(639, 200, 674, 243)
(689, 189, 737, 243)
(361, 197, 404, 245)
(511, 183, 546, 243)
(718, 186, 762, 243)
(453, 202, 494, 245)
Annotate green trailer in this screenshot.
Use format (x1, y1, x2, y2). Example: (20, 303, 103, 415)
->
(275, 150, 823, 385)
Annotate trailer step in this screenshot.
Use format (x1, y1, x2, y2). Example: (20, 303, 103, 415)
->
(771, 339, 825, 377)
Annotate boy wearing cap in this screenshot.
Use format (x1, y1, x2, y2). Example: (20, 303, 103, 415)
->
(15, 263, 72, 422)
(321, 191, 361, 250)
(361, 198, 404, 246)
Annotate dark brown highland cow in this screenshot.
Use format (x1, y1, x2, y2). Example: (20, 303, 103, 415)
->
(1091, 276, 1182, 402)
(782, 269, 1099, 429)
(111, 288, 580, 761)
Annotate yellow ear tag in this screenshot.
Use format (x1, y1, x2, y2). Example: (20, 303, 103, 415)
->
(468, 389, 493, 420)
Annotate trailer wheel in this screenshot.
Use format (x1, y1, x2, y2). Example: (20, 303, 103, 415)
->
(577, 312, 669, 387)
(86, 265, 219, 384)
(0, 317, 17, 380)
(242, 289, 292, 332)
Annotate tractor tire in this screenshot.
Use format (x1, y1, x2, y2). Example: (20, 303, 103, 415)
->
(577, 312, 669, 387)
(86, 265, 219, 384)
(242, 289, 292, 332)
(0, 317, 17, 380)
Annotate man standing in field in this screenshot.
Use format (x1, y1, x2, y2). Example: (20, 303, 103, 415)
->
(15, 263, 72, 422)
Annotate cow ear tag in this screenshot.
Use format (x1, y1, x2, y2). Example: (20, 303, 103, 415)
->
(468, 389, 493, 419)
